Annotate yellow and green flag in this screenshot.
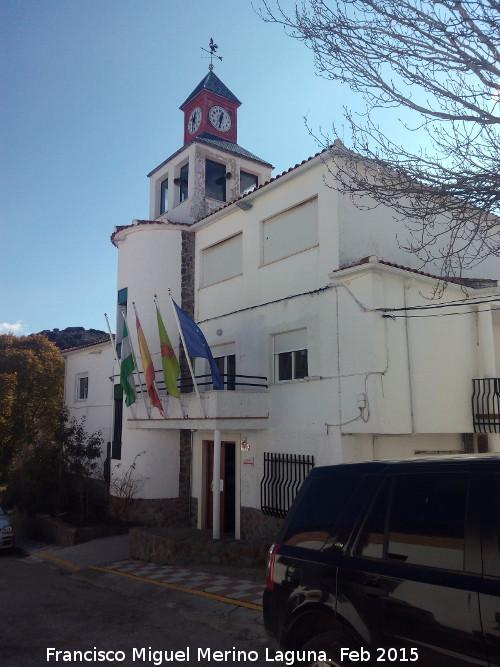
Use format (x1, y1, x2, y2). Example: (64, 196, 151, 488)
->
(156, 306, 180, 398)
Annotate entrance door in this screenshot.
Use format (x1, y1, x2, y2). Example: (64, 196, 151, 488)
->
(204, 441, 235, 534)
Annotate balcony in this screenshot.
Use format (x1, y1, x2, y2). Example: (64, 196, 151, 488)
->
(472, 378, 500, 433)
(128, 373, 269, 431)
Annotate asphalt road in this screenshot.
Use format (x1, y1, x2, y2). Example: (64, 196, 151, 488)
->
(1, 548, 271, 667)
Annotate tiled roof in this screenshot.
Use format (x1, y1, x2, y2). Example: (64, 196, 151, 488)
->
(194, 132, 273, 166)
(111, 219, 190, 245)
(192, 149, 329, 223)
(333, 256, 498, 288)
(147, 133, 272, 177)
(61, 337, 113, 353)
(180, 71, 241, 109)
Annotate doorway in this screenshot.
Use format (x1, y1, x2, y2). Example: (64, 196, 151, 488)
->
(204, 441, 236, 534)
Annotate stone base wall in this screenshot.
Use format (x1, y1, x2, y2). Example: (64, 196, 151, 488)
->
(240, 506, 282, 541)
(129, 527, 270, 568)
(13, 511, 127, 547)
(107, 496, 190, 527)
(189, 497, 198, 527)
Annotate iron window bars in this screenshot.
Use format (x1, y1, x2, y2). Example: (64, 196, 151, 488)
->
(261, 452, 315, 518)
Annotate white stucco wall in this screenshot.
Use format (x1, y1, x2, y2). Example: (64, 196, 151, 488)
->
(62, 340, 115, 459)
(114, 223, 185, 497)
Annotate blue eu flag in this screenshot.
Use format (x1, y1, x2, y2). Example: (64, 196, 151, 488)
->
(172, 299, 224, 389)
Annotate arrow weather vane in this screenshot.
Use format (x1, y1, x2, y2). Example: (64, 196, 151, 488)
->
(201, 38, 223, 71)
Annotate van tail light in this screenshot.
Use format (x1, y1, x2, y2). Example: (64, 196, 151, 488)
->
(266, 542, 281, 591)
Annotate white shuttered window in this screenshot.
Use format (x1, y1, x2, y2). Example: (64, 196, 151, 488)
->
(262, 197, 318, 265)
(201, 233, 242, 287)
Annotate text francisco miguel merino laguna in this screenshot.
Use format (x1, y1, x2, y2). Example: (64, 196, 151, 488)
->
(46, 647, 329, 665)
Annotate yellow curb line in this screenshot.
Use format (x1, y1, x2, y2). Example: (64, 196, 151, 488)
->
(38, 552, 81, 570)
(90, 566, 263, 612)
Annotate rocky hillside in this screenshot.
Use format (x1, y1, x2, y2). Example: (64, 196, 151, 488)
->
(38, 327, 109, 350)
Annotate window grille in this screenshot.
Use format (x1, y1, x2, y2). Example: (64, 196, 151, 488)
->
(261, 453, 314, 518)
(472, 378, 500, 433)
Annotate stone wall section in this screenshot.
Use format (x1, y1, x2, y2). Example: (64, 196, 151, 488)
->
(240, 506, 282, 542)
(108, 496, 189, 527)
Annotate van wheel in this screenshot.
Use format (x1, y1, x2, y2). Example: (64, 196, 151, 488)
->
(301, 631, 364, 667)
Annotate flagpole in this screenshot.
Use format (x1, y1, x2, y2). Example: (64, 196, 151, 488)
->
(103, 313, 120, 451)
(126, 305, 149, 416)
(153, 295, 184, 419)
(104, 312, 138, 419)
(168, 290, 206, 418)
(104, 313, 119, 364)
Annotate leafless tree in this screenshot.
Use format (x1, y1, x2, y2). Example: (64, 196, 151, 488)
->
(257, 1, 500, 287)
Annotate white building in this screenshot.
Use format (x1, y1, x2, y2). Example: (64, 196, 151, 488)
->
(62, 338, 115, 462)
(64, 69, 500, 540)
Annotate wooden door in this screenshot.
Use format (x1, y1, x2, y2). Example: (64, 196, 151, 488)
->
(204, 441, 235, 533)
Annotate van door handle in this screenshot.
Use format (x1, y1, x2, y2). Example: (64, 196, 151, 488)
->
(361, 580, 388, 598)
(285, 564, 302, 585)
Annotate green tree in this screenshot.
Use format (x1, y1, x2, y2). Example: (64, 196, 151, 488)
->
(0, 334, 64, 481)
(5, 408, 103, 517)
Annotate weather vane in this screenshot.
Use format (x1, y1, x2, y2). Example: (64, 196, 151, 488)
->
(201, 38, 222, 71)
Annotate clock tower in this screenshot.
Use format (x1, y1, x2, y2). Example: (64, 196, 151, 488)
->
(180, 70, 241, 145)
(146, 54, 273, 223)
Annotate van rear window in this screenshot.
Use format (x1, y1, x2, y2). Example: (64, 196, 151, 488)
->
(282, 476, 361, 550)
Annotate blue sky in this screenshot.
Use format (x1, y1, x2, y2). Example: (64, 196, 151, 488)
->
(1, 0, 364, 336)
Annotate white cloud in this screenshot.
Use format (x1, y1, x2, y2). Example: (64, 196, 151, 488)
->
(0, 320, 26, 334)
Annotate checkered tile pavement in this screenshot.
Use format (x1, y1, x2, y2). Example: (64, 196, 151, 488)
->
(17, 538, 63, 553)
(107, 559, 264, 606)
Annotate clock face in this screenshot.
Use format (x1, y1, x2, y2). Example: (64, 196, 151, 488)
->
(187, 107, 202, 134)
(208, 105, 231, 132)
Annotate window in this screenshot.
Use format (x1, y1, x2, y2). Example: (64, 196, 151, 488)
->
(179, 163, 189, 202)
(274, 329, 308, 381)
(76, 375, 89, 401)
(116, 288, 128, 358)
(112, 384, 123, 459)
(160, 178, 168, 214)
(240, 170, 258, 195)
(201, 233, 242, 287)
(205, 159, 226, 201)
(213, 354, 236, 390)
(357, 473, 469, 571)
(262, 197, 318, 265)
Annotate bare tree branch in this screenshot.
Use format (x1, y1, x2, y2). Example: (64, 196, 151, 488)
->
(257, 0, 500, 286)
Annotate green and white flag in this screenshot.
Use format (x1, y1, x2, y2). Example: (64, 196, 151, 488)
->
(120, 315, 136, 407)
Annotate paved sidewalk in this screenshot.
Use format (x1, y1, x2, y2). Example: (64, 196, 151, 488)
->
(106, 559, 264, 606)
(17, 536, 265, 610)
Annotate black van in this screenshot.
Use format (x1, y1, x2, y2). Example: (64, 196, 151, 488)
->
(263, 455, 500, 666)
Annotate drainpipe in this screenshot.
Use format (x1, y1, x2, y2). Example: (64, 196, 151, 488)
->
(212, 428, 221, 539)
(477, 304, 500, 452)
(404, 279, 416, 436)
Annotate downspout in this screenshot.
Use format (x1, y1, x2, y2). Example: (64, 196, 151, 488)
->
(476, 304, 500, 452)
(212, 428, 221, 539)
(404, 279, 416, 436)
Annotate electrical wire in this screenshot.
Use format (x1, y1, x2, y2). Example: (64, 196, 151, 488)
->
(383, 306, 500, 319)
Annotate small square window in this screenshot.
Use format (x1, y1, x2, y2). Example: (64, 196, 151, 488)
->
(179, 164, 189, 202)
(276, 350, 308, 381)
(77, 375, 89, 401)
(160, 178, 168, 214)
(274, 330, 308, 382)
(205, 159, 226, 201)
(240, 170, 258, 195)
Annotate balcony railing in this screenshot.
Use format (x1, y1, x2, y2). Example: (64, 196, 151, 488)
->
(177, 373, 268, 392)
(472, 378, 500, 433)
